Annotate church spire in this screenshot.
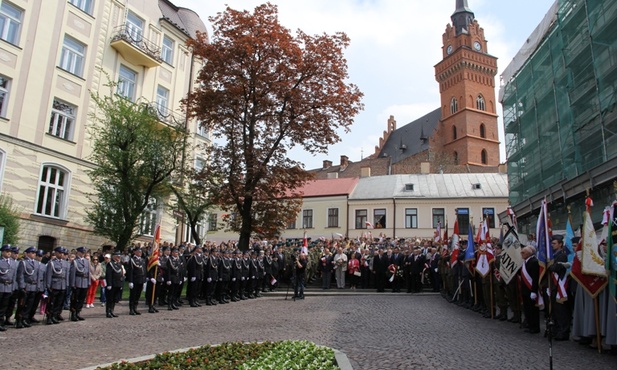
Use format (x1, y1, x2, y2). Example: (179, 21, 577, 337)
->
(451, 0, 475, 35)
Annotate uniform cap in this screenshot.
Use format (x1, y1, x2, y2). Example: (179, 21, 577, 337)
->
(25, 246, 37, 254)
(210, 248, 217, 253)
(133, 246, 142, 252)
(36, 250, 44, 257)
(76, 246, 87, 254)
(54, 247, 64, 254)
(10, 246, 19, 254)
(1, 244, 11, 252)
(551, 235, 564, 242)
(112, 251, 121, 256)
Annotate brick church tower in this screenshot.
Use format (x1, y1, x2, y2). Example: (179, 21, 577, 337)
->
(434, 0, 500, 167)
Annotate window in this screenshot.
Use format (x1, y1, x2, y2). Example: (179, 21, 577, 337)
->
(196, 121, 207, 137)
(59, 35, 86, 77)
(0, 2, 22, 45)
(480, 123, 486, 138)
(184, 218, 206, 244)
(476, 95, 486, 111)
(452, 125, 457, 140)
(482, 208, 495, 228)
(49, 99, 76, 140)
(457, 208, 469, 234)
(208, 213, 217, 231)
(118, 65, 137, 101)
(327, 208, 339, 228)
(481, 149, 488, 164)
(0, 75, 10, 118)
(161, 35, 174, 65)
(125, 11, 144, 44)
(286, 218, 296, 229)
(69, 0, 94, 15)
(156, 85, 169, 116)
(405, 183, 414, 191)
(450, 97, 458, 114)
(194, 157, 205, 172)
(453, 151, 459, 165)
(432, 208, 444, 229)
(0, 149, 5, 191)
(36, 165, 69, 218)
(302, 209, 313, 229)
(374, 208, 386, 229)
(138, 198, 158, 236)
(355, 209, 367, 229)
(405, 208, 418, 229)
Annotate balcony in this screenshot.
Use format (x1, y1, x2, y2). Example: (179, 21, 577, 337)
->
(110, 25, 162, 68)
(147, 103, 186, 127)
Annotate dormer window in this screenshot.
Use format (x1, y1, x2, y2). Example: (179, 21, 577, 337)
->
(405, 184, 414, 191)
(472, 183, 481, 190)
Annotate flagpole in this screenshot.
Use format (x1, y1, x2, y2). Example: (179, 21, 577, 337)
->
(594, 296, 602, 354)
(151, 265, 158, 306)
(489, 261, 494, 319)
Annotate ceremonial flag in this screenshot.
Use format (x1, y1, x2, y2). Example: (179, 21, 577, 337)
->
(450, 218, 460, 267)
(499, 225, 524, 284)
(536, 199, 552, 281)
(606, 201, 617, 302)
(443, 218, 448, 245)
(147, 223, 161, 271)
(434, 221, 441, 242)
(475, 244, 494, 277)
(365, 221, 374, 229)
(564, 214, 575, 274)
(480, 218, 489, 242)
(581, 197, 607, 277)
(571, 238, 607, 298)
(302, 231, 308, 254)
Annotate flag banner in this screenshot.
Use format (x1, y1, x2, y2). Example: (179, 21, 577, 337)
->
(270, 276, 277, 286)
(480, 219, 489, 242)
(475, 246, 493, 277)
(536, 199, 552, 281)
(365, 221, 374, 229)
(443, 219, 449, 245)
(499, 225, 524, 284)
(465, 222, 475, 262)
(565, 215, 575, 274)
(571, 238, 607, 298)
(581, 209, 607, 277)
(147, 223, 161, 271)
(450, 233, 460, 267)
(435, 222, 441, 242)
(507, 206, 518, 230)
(606, 201, 617, 302)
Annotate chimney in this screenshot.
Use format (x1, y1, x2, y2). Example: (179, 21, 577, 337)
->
(360, 167, 371, 178)
(323, 160, 332, 169)
(420, 162, 430, 174)
(327, 172, 339, 179)
(340, 155, 349, 168)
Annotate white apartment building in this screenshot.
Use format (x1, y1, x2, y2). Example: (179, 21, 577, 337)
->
(0, 0, 210, 251)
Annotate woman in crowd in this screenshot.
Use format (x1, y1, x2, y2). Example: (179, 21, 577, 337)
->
(86, 256, 102, 308)
(347, 252, 360, 290)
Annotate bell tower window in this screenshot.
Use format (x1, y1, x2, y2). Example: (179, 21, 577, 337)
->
(480, 123, 486, 138)
(450, 97, 458, 114)
(476, 95, 485, 111)
(481, 149, 488, 165)
(452, 125, 457, 140)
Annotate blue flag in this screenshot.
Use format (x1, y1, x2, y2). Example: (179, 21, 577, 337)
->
(565, 216, 575, 274)
(465, 221, 475, 262)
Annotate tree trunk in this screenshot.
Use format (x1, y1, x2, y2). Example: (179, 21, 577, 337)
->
(238, 197, 253, 251)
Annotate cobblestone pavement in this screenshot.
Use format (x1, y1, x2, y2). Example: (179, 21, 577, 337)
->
(1, 291, 615, 370)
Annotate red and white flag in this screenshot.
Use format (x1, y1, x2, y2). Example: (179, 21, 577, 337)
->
(147, 223, 161, 271)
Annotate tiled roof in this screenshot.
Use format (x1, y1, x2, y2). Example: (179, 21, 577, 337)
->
(349, 173, 508, 199)
(295, 177, 360, 198)
(308, 157, 391, 179)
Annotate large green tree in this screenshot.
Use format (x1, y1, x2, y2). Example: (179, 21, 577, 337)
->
(186, 3, 363, 250)
(86, 92, 187, 251)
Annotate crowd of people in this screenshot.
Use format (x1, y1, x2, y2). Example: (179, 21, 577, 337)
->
(0, 233, 615, 356)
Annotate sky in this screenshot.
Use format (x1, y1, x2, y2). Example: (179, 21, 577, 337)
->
(173, 0, 556, 170)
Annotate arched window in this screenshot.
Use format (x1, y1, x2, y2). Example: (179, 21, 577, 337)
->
(480, 123, 486, 138)
(450, 97, 458, 114)
(481, 149, 488, 165)
(36, 164, 70, 218)
(476, 95, 486, 111)
(452, 125, 457, 140)
(453, 151, 459, 165)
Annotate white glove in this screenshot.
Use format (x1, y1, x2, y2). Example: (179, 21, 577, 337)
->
(166, 281, 172, 286)
(232, 278, 236, 282)
(434, 268, 438, 273)
(207, 277, 212, 283)
(129, 283, 134, 289)
(184, 277, 188, 282)
(161, 277, 164, 282)
(252, 276, 255, 279)
(191, 277, 196, 282)
(150, 278, 156, 284)
(106, 286, 112, 290)
(241, 277, 245, 281)
(530, 292, 537, 300)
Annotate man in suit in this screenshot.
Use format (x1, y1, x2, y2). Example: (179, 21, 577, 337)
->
(520, 246, 540, 334)
(373, 247, 389, 292)
(390, 246, 404, 292)
(319, 247, 333, 289)
(105, 251, 124, 318)
(126, 246, 147, 315)
(410, 247, 426, 293)
(429, 247, 442, 292)
(69, 246, 90, 321)
(548, 235, 571, 340)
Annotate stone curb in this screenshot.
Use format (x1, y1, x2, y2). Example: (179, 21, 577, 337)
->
(78, 343, 353, 370)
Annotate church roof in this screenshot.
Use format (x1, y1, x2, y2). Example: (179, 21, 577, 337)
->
(349, 173, 509, 200)
(377, 108, 441, 164)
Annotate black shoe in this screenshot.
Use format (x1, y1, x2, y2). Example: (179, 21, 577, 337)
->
(22, 319, 32, 328)
(70, 313, 78, 322)
(172, 304, 179, 310)
(56, 315, 64, 321)
(106, 312, 113, 318)
(148, 306, 156, 313)
(153, 306, 159, 312)
(15, 320, 24, 328)
(134, 309, 141, 315)
(110, 312, 118, 318)
(0, 325, 5, 331)
(51, 317, 60, 324)
(525, 328, 540, 334)
(168, 305, 174, 311)
(130, 310, 136, 316)
(29, 317, 39, 324)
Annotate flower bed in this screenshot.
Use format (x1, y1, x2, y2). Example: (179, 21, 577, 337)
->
(100, 340, 339, 370)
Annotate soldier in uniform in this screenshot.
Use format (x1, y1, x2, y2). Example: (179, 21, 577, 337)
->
(28, 249, 46, 325)
(205, 248, 219, 305)
(263, 248, 273, 292)
(230, 250, 242, 301)
(126, 246, 147, 315)
(255, 250, 265, 297)
(15, 247, 39, 328)
(176, 246, 187, 306)
(216, 249, 232, 304)
(240, 250, 250, 300)
(45, 247, 69, 324)
(105, 251, 124, 318)
(186, 245, 204, 307)
(145, 251, 159, 314)
(248, 249, 259, 298)
(0, 245, 17, 331)
(157, 246, 170, 307)
(5, 246, 20, 326)
(165, 247, 182, 310)
(69, 246, 90, 321)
